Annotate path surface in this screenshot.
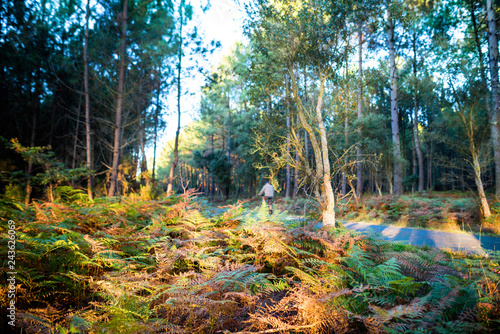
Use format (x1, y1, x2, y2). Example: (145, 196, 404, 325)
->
(212, 205, 500, 255)
(339, 221, 500, 255)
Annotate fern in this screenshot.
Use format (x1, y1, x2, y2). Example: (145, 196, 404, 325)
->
(6, 193, 500, 333)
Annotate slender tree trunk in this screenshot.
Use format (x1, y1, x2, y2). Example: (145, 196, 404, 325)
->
(470, 0, 490, 113)
(487, 0, 500, 199)
(152, 78, 160, 182)
(412, 32, 424, 194)
(357, 24, 363, 197)
(375, 168, 383, 196)
(342, 115, 348, 196)
(293, 113, 300, 198)
(315, 76, 335, 227)
(427, 140, 433, 192)
(304, 131, 309, 166)
(412, 136, 416, 194)
(26, 45, 43, 205)
(84, 0, 94, 200)
(226, 93, 231, 160)
(286, 89, 291, 198)
(210, 132, 215, 197)
(138, 96, 148, 186)
(303, 69, 310, 196)
(72, 96, 82, 185)
(25, 111, 37, 205)
(167, 1, 184, 196)
(473, 152, 491, 217)
(388, 5, 403, 195)
(108, 0, 128, 197)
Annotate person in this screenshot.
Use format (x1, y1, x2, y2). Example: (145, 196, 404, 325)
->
(258, 180, 274, 215)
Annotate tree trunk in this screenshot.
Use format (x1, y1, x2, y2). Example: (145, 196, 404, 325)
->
(226, 93, 231, 160)
(315, 79, 335, 227)
(357, 24, 363, 197)
(427, 140, 433, 192)
(152, 78, 160, 182)
(84, 0, 93, 200)
(412, 135, 416, 194)
(25, 111, 37, 205)
(487, 0, 500, 199)
(72, 95, 82, 187)
(286, 95, 291, 198)
(293, 113, 300, 198)
(342, 115, 348, 196)
(291, 70, 335, 227)
(167, 1, 184, 196)
(138, 96, 148, 186)
(108, 0, 128, 197)
(470, 0, 490, 112)
(412, 31, 424, 194)
(388, 5, 403, 195)
(472, 153, 491, 218)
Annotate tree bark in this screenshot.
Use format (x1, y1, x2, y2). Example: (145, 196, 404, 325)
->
(412, 31, 424, 194)
(487, 0, 500, 199)
(427, 139, 433, 192)
(138, 91, 148, 186)
(152, 78, 160, 182)
(72, 95, 82, 185)
(286, 88, 291, 198)
(388, 4, 403, 195)
(357, 25, 363, 197)
(84, 0, 93, 200)
(470, 0, 490, 112)
(293, 113, 300, 198)
(342, 115, 348, 196)
(167, 1, 184, 196)
(108, 0, 128, 197)
(473, 153, 491, 218)
(226, 93, 231, 161)
(25, 111, 36, 205)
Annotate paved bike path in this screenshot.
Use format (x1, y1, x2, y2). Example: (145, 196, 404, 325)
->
(338, 221, 500, 255)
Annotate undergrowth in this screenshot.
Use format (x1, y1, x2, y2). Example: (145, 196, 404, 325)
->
(1, 191, 500, 333)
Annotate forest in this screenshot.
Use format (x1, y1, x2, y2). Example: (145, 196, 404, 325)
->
(1, 0, 500, 333)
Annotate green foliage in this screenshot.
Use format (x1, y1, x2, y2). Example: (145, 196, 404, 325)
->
(4, 139, 90, 202)
(53, 186, 89, 204)
(2, 182, 25, 202)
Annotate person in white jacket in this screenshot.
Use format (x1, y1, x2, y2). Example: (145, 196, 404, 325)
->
(258, 180, 274, 214)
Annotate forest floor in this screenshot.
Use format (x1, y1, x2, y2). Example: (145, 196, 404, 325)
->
(2, 191, 500, 333)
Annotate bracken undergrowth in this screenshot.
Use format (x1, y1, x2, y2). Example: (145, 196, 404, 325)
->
(1, 189, 500, 333)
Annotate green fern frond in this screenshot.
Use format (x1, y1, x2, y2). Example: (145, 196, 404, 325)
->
(367, 257, 404, 287)
(286, 266, 320, 287)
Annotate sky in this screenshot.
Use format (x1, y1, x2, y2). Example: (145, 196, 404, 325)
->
(158, 0, 248, 146)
